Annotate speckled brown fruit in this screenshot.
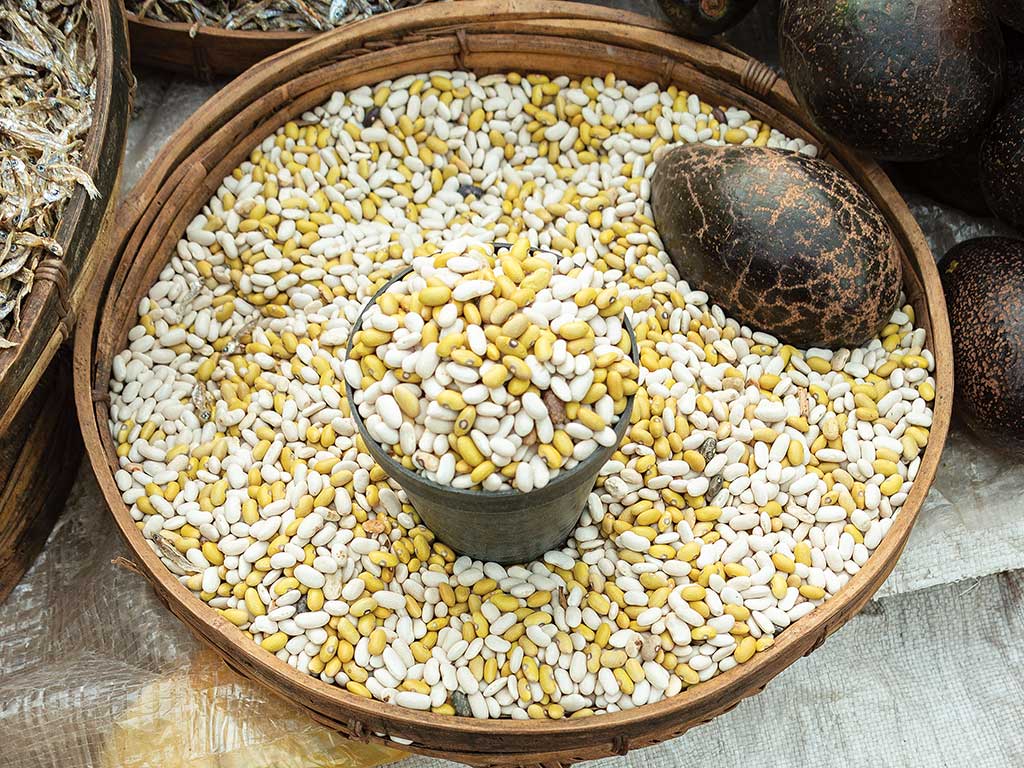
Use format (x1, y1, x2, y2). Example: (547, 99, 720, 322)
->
(778, 0, 1005, 162)
(651, 144, 902, 348)
(1006, 25, 1024, 93)
(981, 90, 1024, 228)
(990, 0, 1024, 31)
(897, 141, 990, 216)
(939, 237, 1024, 454)
(657, 0, 758, 37)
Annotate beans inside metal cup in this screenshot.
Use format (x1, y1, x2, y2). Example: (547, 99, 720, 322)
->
(344, 247, 638, 563)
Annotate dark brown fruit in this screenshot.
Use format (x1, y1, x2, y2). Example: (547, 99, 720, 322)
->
(981, 90, 1024, 228)
(939, 236, 1024, 454)
(778, 0, 1005, 161)
(720, 0, 779, 62)
(990, 0, 1024, 31)
(657, 0, 759, 38)
(1006, 25, 1024, 93)
(651, 144, 902, 348)
(897, 141, 990, 216)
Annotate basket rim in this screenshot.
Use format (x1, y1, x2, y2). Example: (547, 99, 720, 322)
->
(74, 0, 953, 758)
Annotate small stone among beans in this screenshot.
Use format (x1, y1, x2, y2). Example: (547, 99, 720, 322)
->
(451, 690, 472, 717)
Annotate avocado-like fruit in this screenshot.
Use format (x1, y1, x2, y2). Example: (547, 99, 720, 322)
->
(651, 144, 902, 348)
(1006, 25, 1024, 93)
(657, 0, 759, 37)
(897, 141, 990, 216)
(991, 0, 1024, 31)
(939, 237, 1024, 454)
(981, 90, 1024, 228)
(778, 0, 1005, 161)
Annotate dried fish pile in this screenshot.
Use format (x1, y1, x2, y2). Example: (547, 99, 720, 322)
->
(127, 0, 431, 32)
(0, 0, 97, 347)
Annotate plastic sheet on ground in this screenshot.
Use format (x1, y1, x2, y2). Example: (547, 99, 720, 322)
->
(399, 571, 1024, 767)
(0, 464, 404, 768)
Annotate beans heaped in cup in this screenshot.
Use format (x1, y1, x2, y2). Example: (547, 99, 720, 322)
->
(346, 236, 639, 492)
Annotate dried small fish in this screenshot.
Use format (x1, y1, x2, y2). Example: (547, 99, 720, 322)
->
(10, 230, 63, 256)
(151, 532, 202, 574)
(328, 0, 347, 24)
(0, 0, 96, 345)
(220, 311, 260, 356)
(0, 292, 17, 323)
(0, 247, 30, 279)
(172, 276, 203, 315)
(191, 382, 214, 423)
(128, 0, 425, 32)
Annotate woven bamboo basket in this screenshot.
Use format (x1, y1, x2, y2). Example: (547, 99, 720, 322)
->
(75, 2, 953, 764)
(0, 351, 81, 603)
(125, 0, 439, 79)
(0, 0, 132, 604)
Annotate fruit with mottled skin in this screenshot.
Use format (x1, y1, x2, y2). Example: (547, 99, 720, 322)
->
(939, 237, 1024, 454)
(1005, 25, 1024, 94)
(778, 0, 1005, 161)
(990, 0, 1024, 31)
(657, 0, 759, 37)
(898, 143, 990, 216)
(981, 91, 1024, 229)
(651, 144, 902, 348)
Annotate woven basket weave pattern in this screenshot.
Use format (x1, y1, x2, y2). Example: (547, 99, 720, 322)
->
(75, 4, 952, 765)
